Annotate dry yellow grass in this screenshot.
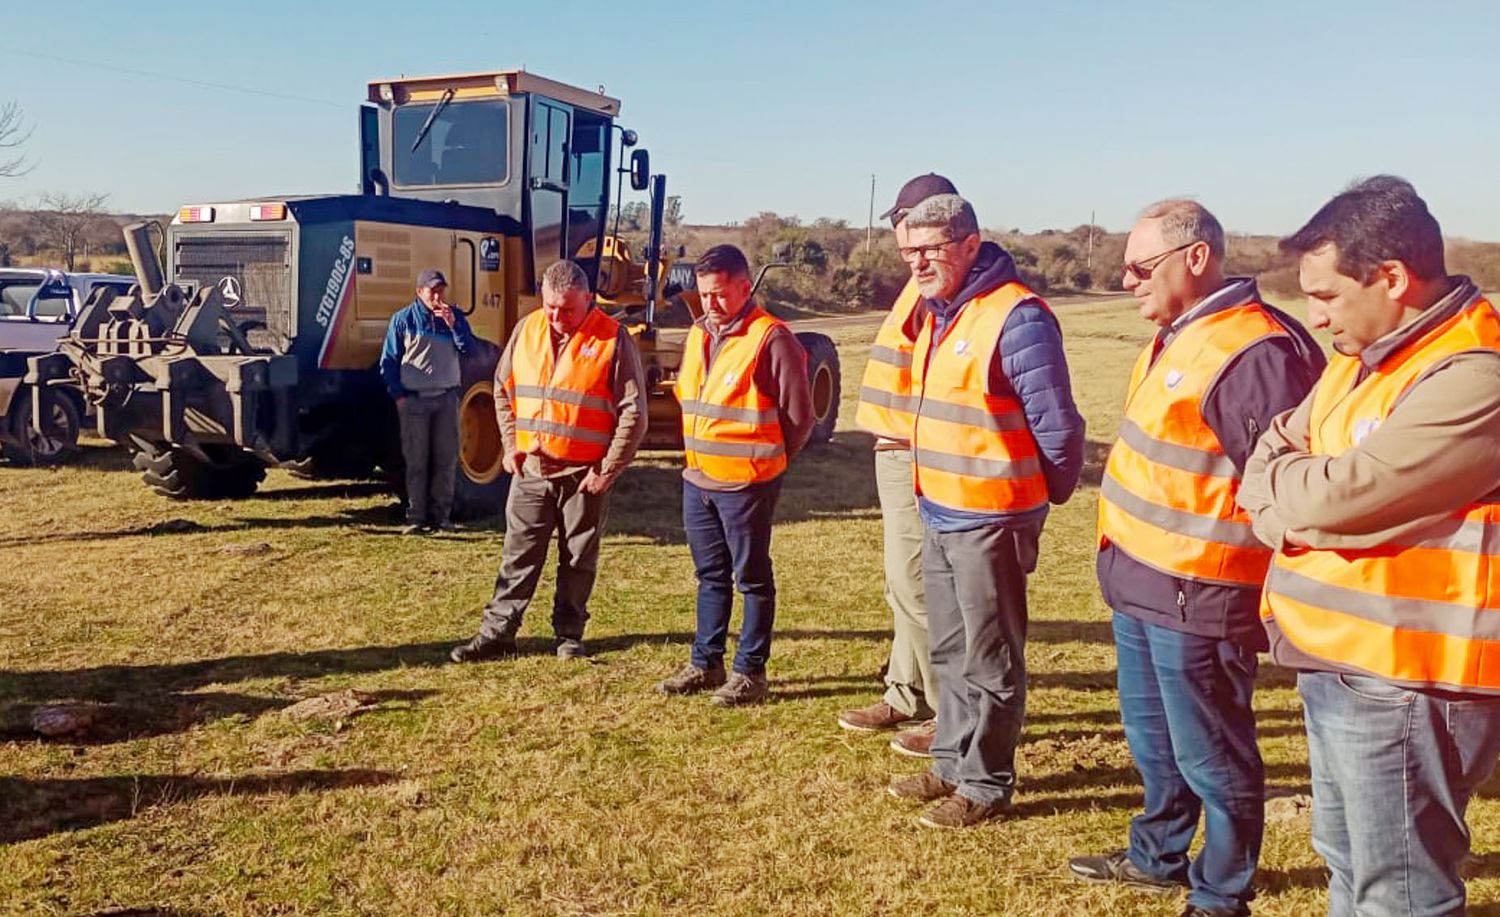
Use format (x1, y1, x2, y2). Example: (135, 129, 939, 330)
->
(2, 294, 1498, 916)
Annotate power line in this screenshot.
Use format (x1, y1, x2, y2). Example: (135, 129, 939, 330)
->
(0, 46, 345, 109)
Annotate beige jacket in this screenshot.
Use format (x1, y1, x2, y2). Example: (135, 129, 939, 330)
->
(1238, 279, 1500, 549)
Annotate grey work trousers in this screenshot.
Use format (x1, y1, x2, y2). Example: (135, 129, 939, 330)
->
(479, 469, 611, 642)
(925, 522, 1037, 806)
(398, 391, 460, 525)
(875, 448, 935, 718)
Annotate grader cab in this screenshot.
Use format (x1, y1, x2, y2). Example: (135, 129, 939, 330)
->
(26, 69, 840, 516)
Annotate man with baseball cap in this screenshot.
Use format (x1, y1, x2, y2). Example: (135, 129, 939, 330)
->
(839, 173, 958, 756)
(380, 268, 475, 534)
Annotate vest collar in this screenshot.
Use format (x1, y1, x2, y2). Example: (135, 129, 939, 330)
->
(699, 299, 760, 341)
(1157, 277, 1260, 350)
(1358, 276, 1479, 370)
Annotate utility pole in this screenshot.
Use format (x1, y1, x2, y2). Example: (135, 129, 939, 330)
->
(1086, 209, 1095, 276)
(866, 174, 876, 253)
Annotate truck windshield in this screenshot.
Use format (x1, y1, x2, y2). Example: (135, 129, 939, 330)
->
(393, 99, 509, 187)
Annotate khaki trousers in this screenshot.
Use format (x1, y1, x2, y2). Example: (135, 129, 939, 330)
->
(875, 447, 934, 718)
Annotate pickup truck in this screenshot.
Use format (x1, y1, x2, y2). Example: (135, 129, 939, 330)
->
(0, 268, 136, 465)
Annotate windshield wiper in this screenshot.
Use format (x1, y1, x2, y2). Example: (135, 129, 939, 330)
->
(409, 88, 456, 154)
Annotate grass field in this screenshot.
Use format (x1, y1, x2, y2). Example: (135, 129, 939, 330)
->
(4, 294, 1500, 916)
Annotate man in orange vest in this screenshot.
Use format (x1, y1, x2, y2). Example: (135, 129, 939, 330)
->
(840, 173, 958, 756)
(449, 259, 647, 663)
(1239, 177, 1500, 916)
(656, 244, 814, 706)
(884, 194, 1085, 828)
(1069, 200, 1322, 917)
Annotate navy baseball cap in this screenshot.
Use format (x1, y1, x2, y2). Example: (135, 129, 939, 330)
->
(416, 268, 447, 289)
(881, 173, 960, 222)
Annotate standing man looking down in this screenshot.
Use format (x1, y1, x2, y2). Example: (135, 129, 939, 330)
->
(840, 173, 957, 757)
(885, 194, 1085, 828)
(1070, 200, 1323, 917)
(380, 268, 475, 534)
(449, 259, 647, 662)
(1240, 176, 1500, 917)
(656, 244, 814, 706)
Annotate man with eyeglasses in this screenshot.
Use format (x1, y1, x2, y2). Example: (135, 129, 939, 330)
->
(840, 173, 956, 757)
(1070, 200, 1322, 917)
(884, 193, 1085, 828)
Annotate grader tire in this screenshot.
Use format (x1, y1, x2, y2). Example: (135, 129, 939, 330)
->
(795, 331, 841, 446)
(133, 441, 266, 500)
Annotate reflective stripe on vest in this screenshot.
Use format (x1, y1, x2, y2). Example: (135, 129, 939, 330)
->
(506, 307, 619, 464)
(911, 281, 1048, 514)
(1097, 303, 1291, 586)
(1261, 293, 1500, 691)
(677, 306, 789, 484)
(855, 279, 922, 441)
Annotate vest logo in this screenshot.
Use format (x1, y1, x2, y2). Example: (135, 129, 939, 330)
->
(1164, 369, 1185, 390)
(579, 343, 598, 358)
(953, 339, 972, 357)
(1353, 417, 1381, 444)
(723, 371, 738, 386)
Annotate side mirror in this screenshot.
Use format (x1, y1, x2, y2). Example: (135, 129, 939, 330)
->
(629, 149, 650, 191)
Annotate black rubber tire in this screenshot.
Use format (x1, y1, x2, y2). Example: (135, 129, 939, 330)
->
(4, 387, 81, 467)
(450, 340, 511, 521)
(133, 440, 266, 499)
(795, 331, 841, 446)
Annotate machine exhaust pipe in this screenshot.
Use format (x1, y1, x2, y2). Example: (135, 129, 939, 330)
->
(123, 221, 165, 299)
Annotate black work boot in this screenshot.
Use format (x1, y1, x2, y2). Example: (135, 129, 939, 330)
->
(448, 634, 517, 663)
(1067, 850, 1190, 894)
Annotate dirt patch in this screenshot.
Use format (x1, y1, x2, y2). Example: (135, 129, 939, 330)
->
(1021, 732, 1134, 774)
(282, 689, 380, 723)
(1265, 793, 1314, 824)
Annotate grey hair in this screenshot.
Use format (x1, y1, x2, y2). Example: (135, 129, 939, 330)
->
(1138, 198, 1225, 261)
(542, 259, 591, 293)
(902, 194, 980, 241)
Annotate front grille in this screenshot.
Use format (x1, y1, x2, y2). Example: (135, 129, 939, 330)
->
(174, 231, 294, 352)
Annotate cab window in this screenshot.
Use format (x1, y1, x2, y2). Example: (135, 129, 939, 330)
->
(393, 100, 509, 187)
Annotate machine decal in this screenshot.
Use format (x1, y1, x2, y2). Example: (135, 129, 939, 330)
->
(217, 276, 242, 308)
(315, 235, 358, 368)
(480, 237, 500, 272)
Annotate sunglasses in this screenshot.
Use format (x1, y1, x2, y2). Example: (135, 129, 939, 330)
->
(1123, 242, 1196, 281)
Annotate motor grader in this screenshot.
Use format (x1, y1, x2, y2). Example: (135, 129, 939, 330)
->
(27, 69, 840, 518)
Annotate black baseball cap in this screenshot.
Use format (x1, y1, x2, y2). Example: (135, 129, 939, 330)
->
(880, 173, 960, 222)
(416, 268, 447, 289)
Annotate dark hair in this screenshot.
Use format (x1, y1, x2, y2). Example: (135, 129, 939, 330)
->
(694, 244, 751, 279)
(1280, 175, 1445, 282)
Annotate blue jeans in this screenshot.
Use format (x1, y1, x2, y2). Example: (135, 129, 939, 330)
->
(1299, 671, 1500, 917)
(1113, 611, 1263, 913)
(683, 478, 782, 675)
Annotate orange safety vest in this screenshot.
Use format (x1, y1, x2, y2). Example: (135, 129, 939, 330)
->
(1261, 293, 1500, 692)
(855, 279, 922, 442)
(677, 305, 789, 484)
(506, 306, 619, 464)
(1098, 303, 1293, 587)
(911, 282, 1049, 514)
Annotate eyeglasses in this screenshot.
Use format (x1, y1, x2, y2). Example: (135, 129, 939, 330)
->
(1123, 242, 1196, 281)
(897, 240, 959, 263)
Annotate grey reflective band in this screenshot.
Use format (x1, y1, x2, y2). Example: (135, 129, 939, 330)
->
(1116, 418, 1239, 478)
(684, 437, 786, 459)
(913, 447, 1041, 480)
(916, 398, 1029, 432)
(868, 345, 913, 368)
(1268, 565, 1500, 642)
(857, 387, 918, 414)
(679, 400, 778, 424)
(515, 417, 613, 444)
(1387, 516, 1500, 555)
(1099, 475, 1261, 548)
(513, 384, 614, 414)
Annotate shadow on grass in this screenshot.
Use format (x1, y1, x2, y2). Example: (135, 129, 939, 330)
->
(0, 689, 435, 747)
(0, 768, 396, 844)
(1080, 438, 1112, 488)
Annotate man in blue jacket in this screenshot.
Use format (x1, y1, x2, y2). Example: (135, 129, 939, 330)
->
(380, 268, 475, 533)
(884, 194, 1086, 828)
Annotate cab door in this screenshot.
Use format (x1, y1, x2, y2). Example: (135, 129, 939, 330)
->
(527, 99, 571, 290)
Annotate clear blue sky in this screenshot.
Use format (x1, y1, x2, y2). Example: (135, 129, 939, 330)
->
(4, 0, 1499, 239)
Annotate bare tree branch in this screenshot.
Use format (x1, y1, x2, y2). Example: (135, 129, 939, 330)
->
(0, 101, 34, 178)
(31, 193, 109, 271)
